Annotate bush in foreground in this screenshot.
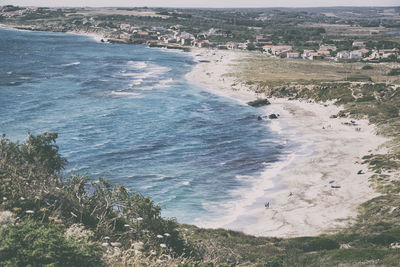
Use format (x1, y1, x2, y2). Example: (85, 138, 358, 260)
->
(0, 220, 104, 266)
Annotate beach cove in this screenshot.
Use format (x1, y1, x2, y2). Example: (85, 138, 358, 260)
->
(187, 49, 389, 237)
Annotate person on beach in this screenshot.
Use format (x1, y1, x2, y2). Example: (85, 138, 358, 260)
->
(265, 202, 270, 208)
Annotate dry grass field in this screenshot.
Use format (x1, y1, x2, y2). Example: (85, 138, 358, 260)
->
(231, 53, 400, 87)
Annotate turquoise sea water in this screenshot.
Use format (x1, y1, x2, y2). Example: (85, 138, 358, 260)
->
(0, 27, 293, 224)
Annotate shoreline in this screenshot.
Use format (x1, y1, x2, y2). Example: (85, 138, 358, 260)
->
(187, 49, 389, 237)
(1, 24, 390, 237)
(0, 23, 106, 43)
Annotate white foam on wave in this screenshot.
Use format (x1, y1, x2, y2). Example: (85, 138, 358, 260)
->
(117, 63, 172, 92)
(127, 61, 148, 69)
(155, 78, 174, 88)
(110, 91, 142, 98)
(63, 62, 81, 67)
(195, 148, 300, 230)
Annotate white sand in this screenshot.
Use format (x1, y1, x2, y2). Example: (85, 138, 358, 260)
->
(186, 48, 389, 237)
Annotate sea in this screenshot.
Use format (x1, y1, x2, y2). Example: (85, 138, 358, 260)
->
(0, 27, 298, 228)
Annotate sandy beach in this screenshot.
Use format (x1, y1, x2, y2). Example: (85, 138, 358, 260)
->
(187, 49, 389, 237)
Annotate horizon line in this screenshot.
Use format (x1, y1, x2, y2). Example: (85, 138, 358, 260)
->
(4, 5, 400, 8)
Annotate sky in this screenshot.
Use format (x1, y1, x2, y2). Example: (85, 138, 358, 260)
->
(2, 0, 399, 8)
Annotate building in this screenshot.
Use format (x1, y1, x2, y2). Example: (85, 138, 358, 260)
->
(120, 24, 132, 31)
(316, 50, 331, 57)
(226, 42, 239, 50)
(350, 50, 363, 59)
(262, 45, 274, 54)
(287, 51, 300, 59)
(217, 44, 228, 50)
(336, 51, 350, 59)
(301, 49, 314, 59)
(308, 52, 323, 60)
(319, 44, 337, 51)
(195, 40, 214, 48)
(152, 27, 166, 33)
(270, 45, 293, 56)
(178, 32, 195, 45)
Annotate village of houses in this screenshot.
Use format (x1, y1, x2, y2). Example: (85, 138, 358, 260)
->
(118, 23, 399, 62)
(0, 4, 398, 62)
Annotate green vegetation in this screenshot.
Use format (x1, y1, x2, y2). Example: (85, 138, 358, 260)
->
(388, 68, 400, 76)
(0, 220, 104, 266)
(0, 133, 194, 266)
(1, 132, 400, 266)
(247, 98, 271, 107)
(362, 65, 374, 70)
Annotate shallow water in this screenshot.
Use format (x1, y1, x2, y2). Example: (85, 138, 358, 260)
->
(0, 27, 295, 224)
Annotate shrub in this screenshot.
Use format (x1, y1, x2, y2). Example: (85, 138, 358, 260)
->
(356, 95, 376, 102)
(0, 220, 104, 266)
(287, 236, 340, 252)
(369, 228, 400, 246)
(362, 65, 374, 70)
(387, 68, 400, 76)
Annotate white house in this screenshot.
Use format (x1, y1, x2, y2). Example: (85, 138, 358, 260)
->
(337, 51, 350, 59)
(350, 50, 363, 59)
(287, 51, 300, 59)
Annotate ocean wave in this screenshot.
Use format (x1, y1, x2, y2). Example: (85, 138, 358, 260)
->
(110, 91, 142, 98)
(63, 62, 81, 67)
(181, 181, 190, 186)
(127, 61, 148, 69)
(196, 135, 313, 232)
(154, 78, 174, 88)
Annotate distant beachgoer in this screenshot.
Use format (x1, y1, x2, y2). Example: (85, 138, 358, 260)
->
(289, 192, 293, 197)
(265, 202, 270, 208)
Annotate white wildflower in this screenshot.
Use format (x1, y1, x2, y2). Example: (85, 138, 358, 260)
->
(164, 233, 170, 237)
(25, 210, 34, 214)
(157, 234, 163, 239)
(160, 243, 167, 248)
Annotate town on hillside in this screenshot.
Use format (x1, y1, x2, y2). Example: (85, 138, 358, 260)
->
(1, 5, 399, 63)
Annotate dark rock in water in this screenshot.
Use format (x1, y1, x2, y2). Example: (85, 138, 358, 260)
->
(268, 114, 278, 119)
(101, 39, 104, 43)
(257, 116, 262, 120)
(247, 99, 271, 107)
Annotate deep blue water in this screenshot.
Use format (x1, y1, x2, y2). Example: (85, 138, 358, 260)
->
(0, 27, 289, 223)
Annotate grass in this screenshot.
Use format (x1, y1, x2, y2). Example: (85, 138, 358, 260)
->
(234, 53, 400, 87)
